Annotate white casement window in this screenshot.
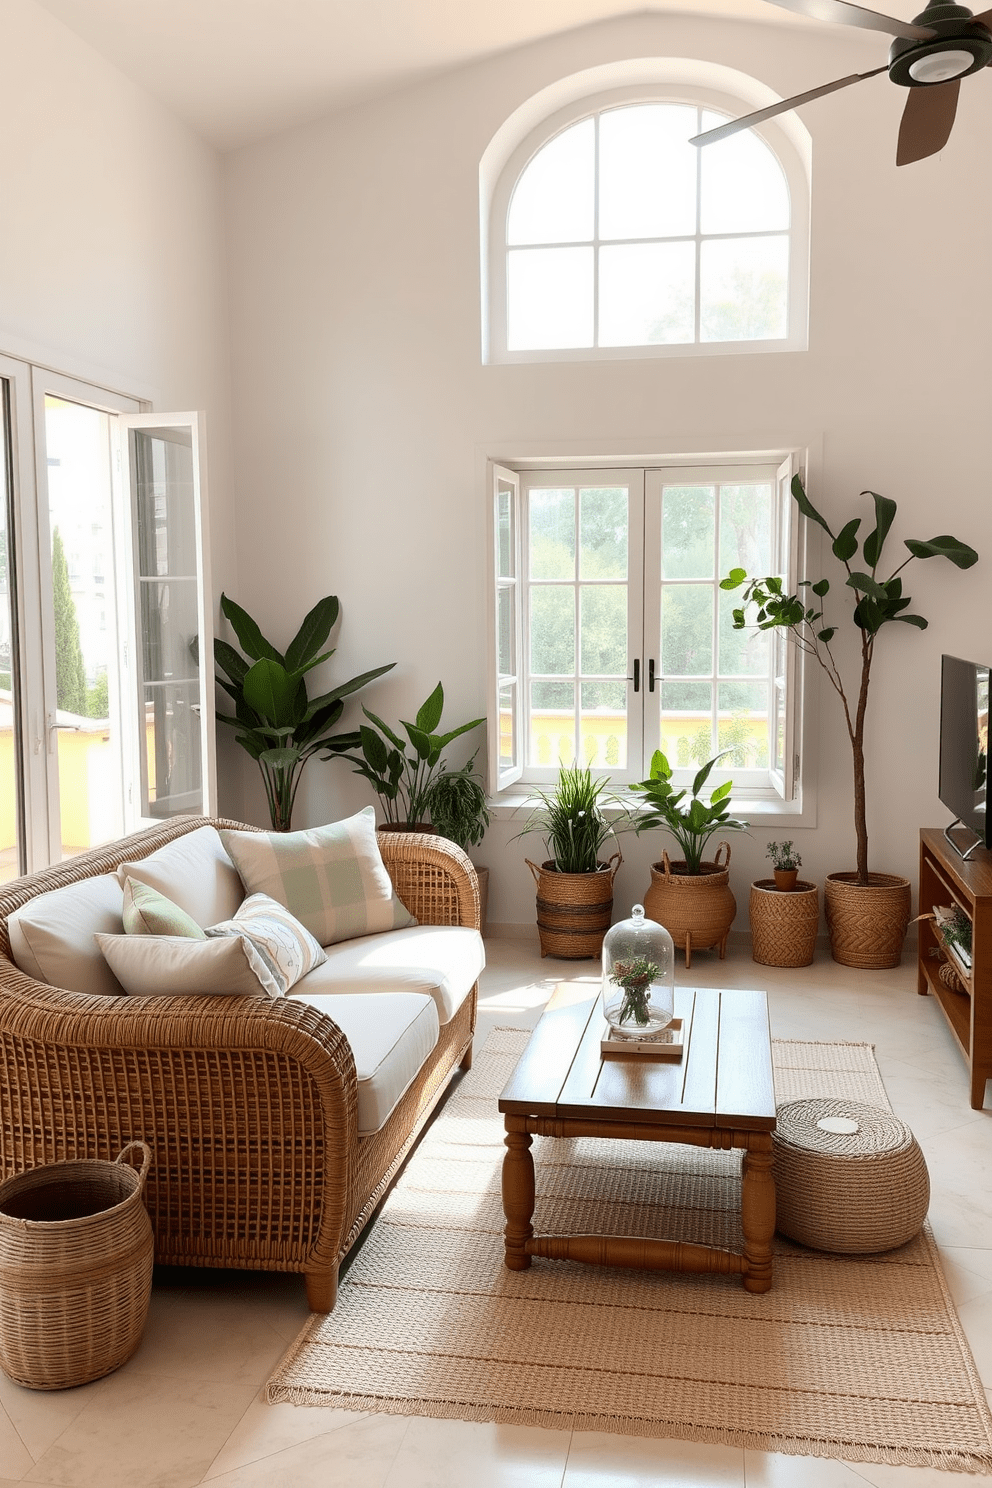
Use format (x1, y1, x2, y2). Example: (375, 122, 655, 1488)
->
(488, 455, 803, 802)
(0, 355, 214, 879)
(485, 92, 809, 363)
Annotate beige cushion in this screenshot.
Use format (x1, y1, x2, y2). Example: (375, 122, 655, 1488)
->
(290, 925, 484, 1024)
(207, 893, 326, 995)
(95, 933, 276, 998)
(117, 825, 243, 929)
(296, 992, 439, 1135)
(8, 875, 126, 997)
(220, 808, 415, 948)
(123, 879, 206, 939)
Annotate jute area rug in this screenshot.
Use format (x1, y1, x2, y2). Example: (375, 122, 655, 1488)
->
(268, 1028, 992, 1474)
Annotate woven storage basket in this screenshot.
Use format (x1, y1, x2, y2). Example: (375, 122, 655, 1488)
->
(0, 1143, 154, 1390)
(527, 854, 620, 960)
(772, 1099, 929, 1254)
(750, 879, 819, 967)
(643, 843, 736, 970)
(824, 872, 912, 969)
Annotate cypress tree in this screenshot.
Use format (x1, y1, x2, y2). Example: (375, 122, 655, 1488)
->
(51, 527, 86, 715)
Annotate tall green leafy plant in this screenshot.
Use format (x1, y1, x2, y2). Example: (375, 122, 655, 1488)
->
(721, 477, 978, 884)
(631, 750, 748, 873)
(327, 683, 485, 827)
(212, 592, 394, 832)
(512, 763, 632, 873)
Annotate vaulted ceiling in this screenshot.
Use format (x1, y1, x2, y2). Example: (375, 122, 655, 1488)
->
(35, 0, 838, 149)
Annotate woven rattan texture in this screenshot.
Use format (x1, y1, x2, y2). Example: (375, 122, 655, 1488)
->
(749, 881, 819, 967)
(824, 873, 913, 970)
(0, 818, 479, 1303)
(0, 1145, 153, 1389)
(527, 859, 618, 960)
(268, 1030, 992, 1474)
(773, 1097, 930, 1254)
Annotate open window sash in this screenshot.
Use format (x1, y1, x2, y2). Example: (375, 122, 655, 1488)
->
(769, 452, 802, 801)
(489, 463, 523, 793)
(117, 412, 216, 827)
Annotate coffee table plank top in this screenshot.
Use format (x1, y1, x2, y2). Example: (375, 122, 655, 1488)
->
(499, 983, 775, 1132)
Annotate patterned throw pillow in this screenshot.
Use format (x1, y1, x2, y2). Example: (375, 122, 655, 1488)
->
(122, 878, 207, 940)
(220, 808, 415, 948)
(206, 894, 325, 997)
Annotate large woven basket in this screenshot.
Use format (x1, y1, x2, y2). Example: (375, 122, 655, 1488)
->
(643, 843, 736, 969)
(824, 872, 912, 969)
(750, 878, 819, 967)
(0, 1143, 154, 1390)
(527, 854, 620, 960)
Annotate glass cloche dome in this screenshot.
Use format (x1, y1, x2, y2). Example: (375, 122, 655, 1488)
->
(602, 904, 675, 1041)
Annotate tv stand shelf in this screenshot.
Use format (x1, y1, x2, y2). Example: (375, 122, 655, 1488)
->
(918, 828, 992, 1110)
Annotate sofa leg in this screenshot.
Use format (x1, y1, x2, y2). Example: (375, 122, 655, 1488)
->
(460, 1040, 474, 1072)
(305, 1265, 338, 1313)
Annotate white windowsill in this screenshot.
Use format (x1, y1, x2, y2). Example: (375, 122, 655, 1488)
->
(488, 788, 816, 829)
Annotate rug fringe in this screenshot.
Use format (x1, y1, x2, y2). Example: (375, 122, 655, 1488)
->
(262, 1383, 992, 1474)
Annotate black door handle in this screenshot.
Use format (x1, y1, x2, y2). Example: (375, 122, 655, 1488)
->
(648, 659, 656, 692)
(629, 660, 640, 693)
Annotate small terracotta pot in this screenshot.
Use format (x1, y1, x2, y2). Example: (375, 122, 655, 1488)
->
(773, 868, 799, 892)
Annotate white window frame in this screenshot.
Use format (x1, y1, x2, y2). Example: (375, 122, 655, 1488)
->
(485, 82, 810, 366)
(488, 452, 810, 813)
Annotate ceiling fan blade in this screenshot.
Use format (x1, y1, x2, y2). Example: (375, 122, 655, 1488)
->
(690, 66, 888, 147)
(896, 80, 961, 164)
(760, 0, 935, 41)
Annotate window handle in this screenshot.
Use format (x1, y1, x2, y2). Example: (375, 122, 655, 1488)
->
(648, 659, 656, 693)
(628, 659, 640, 693)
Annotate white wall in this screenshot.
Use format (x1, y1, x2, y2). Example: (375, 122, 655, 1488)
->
(224, 13, 992, 929)
(0, 0, 242, 817)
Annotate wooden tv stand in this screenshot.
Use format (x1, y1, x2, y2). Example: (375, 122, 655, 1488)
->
(918, 828, 992, 1110)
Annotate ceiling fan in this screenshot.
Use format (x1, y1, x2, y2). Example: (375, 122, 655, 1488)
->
(689, 0, 992, 164)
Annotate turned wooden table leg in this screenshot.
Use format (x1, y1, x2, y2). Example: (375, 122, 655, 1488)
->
(502, 1116, 535, 1270)
(741, 1136, 775, 1293)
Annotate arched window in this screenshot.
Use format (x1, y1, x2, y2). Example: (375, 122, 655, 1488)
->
(483, 79, 809, 362)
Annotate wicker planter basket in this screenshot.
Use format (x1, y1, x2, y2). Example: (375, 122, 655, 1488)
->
(824, 872, 912, 970)
(643, 843, 736, 970)
(750, 879, 819, 967)
(0, 1143, 154, 1390)
(527, 853, 620, 960)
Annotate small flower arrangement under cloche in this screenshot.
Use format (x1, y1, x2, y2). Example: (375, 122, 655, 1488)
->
(601, 905, 675, 1041)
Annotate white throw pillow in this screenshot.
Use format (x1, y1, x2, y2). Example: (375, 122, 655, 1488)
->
(95, 933, 277, 999)
(206, 893, 326, 996)
(220, 807, 415, 948)
(8, 875, 126, 997)
(117, 825, 244, 928)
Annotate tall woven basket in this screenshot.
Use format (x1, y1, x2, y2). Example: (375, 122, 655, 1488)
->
(750, 879, 819, 967)
(527, 853, 621, 959)
(0, 1143, 154, 1390)
(824, 872, 912, 969)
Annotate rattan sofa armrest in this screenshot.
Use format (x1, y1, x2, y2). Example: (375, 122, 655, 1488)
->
(377, 832, 480, 930)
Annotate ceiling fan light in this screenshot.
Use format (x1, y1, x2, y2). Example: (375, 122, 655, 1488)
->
(908, 48, 974, 80)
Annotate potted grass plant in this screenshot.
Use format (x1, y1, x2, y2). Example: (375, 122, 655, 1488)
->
(630, 749, 748, 968)
(512, 764, 632, 959)
(722, 476, 978, 968)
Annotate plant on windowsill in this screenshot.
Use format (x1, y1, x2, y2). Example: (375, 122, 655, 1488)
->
(324, 682, 485, 830)
(511, 763, 634, 960)
(721, 477, 978, 969)
(210, 593, 394, 832)
(629, 749, 748, 969)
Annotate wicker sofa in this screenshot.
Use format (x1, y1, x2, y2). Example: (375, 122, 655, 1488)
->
(0, 816, 479, 1312)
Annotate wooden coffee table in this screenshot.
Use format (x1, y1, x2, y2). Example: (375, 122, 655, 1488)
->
(498, 982, 777, 1292)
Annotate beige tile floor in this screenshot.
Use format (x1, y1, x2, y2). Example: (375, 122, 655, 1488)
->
(0, 936, 990, 1487)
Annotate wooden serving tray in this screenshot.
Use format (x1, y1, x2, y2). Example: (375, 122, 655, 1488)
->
(601, 1017, 684, 1061)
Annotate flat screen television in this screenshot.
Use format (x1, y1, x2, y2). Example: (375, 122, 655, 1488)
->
(939, 654, 990, 858)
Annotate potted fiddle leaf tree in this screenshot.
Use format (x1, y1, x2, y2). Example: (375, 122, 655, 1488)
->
(212, 592, 394, 831)
(722, 477, 978, 968)
(630, 749, 748, 969)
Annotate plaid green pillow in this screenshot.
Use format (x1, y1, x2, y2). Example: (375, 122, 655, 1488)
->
(122, 878, 206, 940)
(219, 808, 416, 948)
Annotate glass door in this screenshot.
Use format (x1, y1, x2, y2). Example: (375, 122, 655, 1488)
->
(0, 376, 24, 881)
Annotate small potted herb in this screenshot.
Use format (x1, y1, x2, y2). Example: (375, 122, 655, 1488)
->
(766, 841, 802, 892)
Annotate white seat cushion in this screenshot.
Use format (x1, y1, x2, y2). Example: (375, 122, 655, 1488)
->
(8, 875, 126, 997)
(296, 992, 439, 1136)
(289, 925, 484, 1024)
(117, 825, 244, 929)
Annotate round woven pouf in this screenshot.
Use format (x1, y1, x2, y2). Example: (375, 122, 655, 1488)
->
(772, 1098, 929, 1254)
